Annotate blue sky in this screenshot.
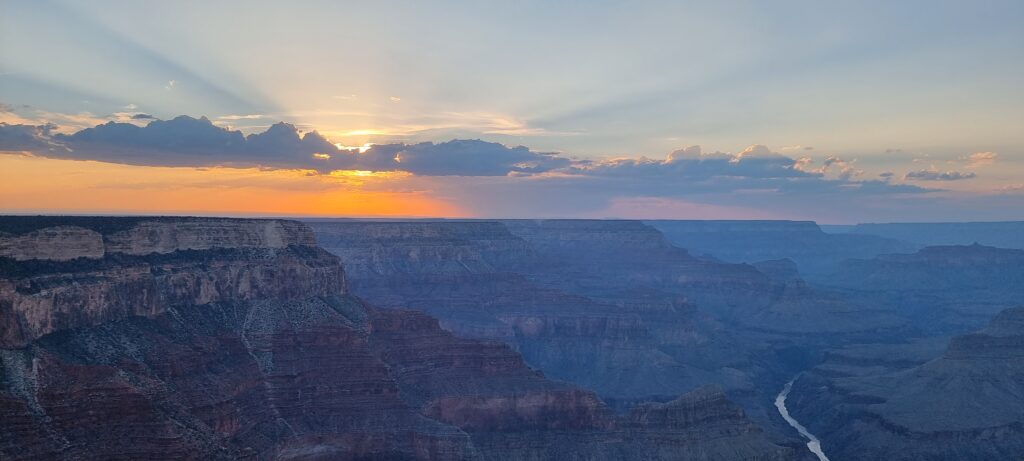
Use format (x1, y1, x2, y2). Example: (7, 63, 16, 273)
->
(1, 0, 1023, 221)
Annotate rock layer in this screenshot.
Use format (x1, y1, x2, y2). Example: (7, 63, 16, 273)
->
(789, 306, 1024, 460)
(647, 220, 918, 277)
(0, 216, 797, 460)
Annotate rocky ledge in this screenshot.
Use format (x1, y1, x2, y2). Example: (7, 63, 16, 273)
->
(0, 217, 339, 347)
(0, 216, 314, 261)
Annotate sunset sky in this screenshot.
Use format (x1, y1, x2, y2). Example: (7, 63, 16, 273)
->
(2, 0, 1022, 222)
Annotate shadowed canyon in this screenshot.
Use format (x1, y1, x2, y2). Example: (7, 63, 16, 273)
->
(2, 216, 1024, 460)
(5, 2, 1023, 459)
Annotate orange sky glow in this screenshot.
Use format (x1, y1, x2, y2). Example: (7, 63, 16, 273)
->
(0, 154, 464, 217)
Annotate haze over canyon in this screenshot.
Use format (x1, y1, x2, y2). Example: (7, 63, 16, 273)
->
(3, 1, 1023, 459)
(2, 216, 1024, 460)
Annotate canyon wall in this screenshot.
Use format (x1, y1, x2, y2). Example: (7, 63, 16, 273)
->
(835, 221, 1024, 250)
(647, 220, 918, 276)
(789, 306, 1024, 460)
(0, 216, 798, 460)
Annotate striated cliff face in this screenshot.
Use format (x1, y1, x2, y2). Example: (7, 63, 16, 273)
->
(309, 220, 763, 402)
(788, 306, 1024, 461)
(0, 216, 798, 461)
(625, 386, 797, 461)
(647, 220, 918, 277)
(0, 226, 106, 261)
(0, 217, 314, 261)
(820, 244, 1024, 334)
(829, 244, 1024, 291)
(308, 221, 532, 275)
(0, 217, 339, 348)
(500, 219, 782, 318)
(308, 219, 873, 456)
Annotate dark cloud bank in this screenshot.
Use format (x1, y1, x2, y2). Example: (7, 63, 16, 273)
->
(0, 116, 568, 176)
(0, 115, 929, 199)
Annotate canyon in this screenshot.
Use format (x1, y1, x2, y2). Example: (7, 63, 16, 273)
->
(787, 306, 1024, 460)
(3, 216, 1024, 460)
(309, 218, 1024, 460)
(0, 217, 799, 460)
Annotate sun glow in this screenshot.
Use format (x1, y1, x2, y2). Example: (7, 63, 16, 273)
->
(329, 169, 408, 179)
(334, 142, 375, 153)
(345, 130, 386, 136)
(0, 155, 458, 217)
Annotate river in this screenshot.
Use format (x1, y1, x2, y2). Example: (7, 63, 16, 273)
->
(774, 379, 831, 461)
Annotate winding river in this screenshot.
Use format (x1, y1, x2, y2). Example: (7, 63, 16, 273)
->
(774, 379, 831, 461)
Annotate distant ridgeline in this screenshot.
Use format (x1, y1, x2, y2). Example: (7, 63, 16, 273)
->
(646, 220, 920, 276)
(821, 221, 1024, 249)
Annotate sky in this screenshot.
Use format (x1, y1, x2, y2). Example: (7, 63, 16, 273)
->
(1, 0, 1023, 222)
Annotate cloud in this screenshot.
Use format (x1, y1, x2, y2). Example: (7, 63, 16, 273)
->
(359, 140, 571, 176)
(0, 115, 570, 176)
(961, 151, 998, 167)
(578, 145, 813, 181)
(904, 168, 976, 181)
(131, 113, 156, 120)
(0, 123, 65, 152)
(2, 117, 936, 202)
(557, 144, 927, 201)
(1, 115, 957, 221)
(796, 155, 863, 180)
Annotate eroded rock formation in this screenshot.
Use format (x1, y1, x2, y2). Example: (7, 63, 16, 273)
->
(0, 217, 797, 460)
(788, 306, 1024, 460)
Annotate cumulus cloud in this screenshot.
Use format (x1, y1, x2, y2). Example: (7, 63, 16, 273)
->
(0, 115, 569, 176)
(0, 122, 65, 152)
(0, 114, 951, 219)
(578, 144, 813, 181)
(904, 168, 976, 181)
(795, 155, 863, 180)
(359, 140, 571, 176)
(556, 144, 927, 199)
(0, 115, 938, 201)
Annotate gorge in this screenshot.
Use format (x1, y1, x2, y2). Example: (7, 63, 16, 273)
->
(2, 215, 1023, 460)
